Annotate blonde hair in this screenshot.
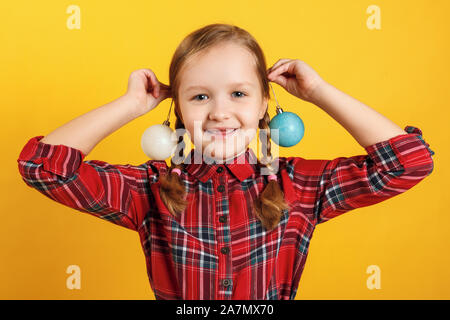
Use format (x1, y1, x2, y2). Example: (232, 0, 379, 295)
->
(159, 23, 289, 231)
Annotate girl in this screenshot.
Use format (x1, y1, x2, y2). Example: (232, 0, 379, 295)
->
(17, 23, 434, 300)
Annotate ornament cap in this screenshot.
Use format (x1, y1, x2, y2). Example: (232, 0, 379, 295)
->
(275, 105, 284, 114)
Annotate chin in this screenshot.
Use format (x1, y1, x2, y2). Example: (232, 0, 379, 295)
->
(202, 143, 244, 162)
(213, 150, 237, 161)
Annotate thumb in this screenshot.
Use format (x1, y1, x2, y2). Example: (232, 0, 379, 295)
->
(148, 86, 170, 104)
(269, 75, 287, 89)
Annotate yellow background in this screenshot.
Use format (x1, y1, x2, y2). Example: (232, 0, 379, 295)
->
(2, 0, 448, 299)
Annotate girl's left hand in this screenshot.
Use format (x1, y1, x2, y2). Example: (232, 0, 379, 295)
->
(267, 59, 326, 103)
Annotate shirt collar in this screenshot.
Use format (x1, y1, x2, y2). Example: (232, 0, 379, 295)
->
(184, 148, 258, 182)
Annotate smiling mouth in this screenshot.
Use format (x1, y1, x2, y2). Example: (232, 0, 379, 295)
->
(204, 128, 239, 139)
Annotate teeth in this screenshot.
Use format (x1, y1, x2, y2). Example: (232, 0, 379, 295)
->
(206, 129, 236, 134)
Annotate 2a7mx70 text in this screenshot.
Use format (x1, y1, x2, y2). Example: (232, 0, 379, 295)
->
(176, 304, 274, 317)
(220, 304, 273, 315)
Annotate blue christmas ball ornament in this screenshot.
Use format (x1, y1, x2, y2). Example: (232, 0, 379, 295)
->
(269, 109, 305, 147)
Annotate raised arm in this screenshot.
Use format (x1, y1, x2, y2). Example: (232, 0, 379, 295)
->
(17, 69, 171, 230)
(267, 58, 408, 147)
(39, 69, 170, 156)
(267, 59, 435, 225)
(308, 81, 407, 148)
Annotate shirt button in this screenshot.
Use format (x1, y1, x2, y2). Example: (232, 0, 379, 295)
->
(219, 215, 227, 223)
(216, 166, 224, 173)
(221, 247, 230, 254)
(217, 185, 225, 193)
(222, 279, 232, 287)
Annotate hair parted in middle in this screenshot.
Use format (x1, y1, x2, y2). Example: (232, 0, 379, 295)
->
(159, 23, 290, 231)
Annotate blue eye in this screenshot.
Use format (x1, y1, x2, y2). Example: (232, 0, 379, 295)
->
(232, 91, 246, 98)
(192, 91, 247, 101)
(193, 94, 208, 101)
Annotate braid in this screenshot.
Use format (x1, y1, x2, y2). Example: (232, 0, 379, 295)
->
(159, 115, 188, 218)
(254, 111, 290, 231)
(259, 112, 273, 166)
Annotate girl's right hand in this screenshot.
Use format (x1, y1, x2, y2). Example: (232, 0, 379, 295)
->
(124, 68, 171, 117)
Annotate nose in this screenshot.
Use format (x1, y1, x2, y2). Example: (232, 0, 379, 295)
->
(208, 102, 231, 122)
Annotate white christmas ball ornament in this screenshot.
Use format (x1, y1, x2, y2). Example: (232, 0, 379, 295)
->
(141, 124, 177, 160)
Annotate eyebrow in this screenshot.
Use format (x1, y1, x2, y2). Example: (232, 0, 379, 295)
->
(184, 81, 254, 92)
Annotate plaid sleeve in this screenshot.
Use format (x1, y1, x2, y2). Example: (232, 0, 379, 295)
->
(17, 135, 164, 231)
(312, 125, 434, 224)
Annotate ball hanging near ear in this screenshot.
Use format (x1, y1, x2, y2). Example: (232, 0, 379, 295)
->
(141, 122, 177, 160)
(269, 107, 305, 147)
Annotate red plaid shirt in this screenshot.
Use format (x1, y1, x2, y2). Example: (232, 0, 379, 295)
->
(17, 125, 434, 300)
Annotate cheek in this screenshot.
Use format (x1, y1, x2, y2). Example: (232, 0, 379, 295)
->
(182, 107, 208, 124)
(239, 107, 260, 125)
(181, 111, 203, 131)
(240, 110, 261, 128)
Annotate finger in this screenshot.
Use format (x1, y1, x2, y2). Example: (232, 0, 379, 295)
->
(267, 61, 293, 80)
(143, 69, 160, 98)
(268, 59, 289, 72)
(269, 60, 291, 75)
(267, 62, 291, 81)
(269, 73, 288, 88)
(267, 59, 291, 74)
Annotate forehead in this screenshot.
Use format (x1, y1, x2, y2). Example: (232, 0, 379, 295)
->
(178, 42, 259, 92)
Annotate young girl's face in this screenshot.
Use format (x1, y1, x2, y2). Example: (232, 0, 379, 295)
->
(177, 42, 268, 161)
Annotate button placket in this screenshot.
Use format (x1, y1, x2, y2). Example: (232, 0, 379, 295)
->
(213, 172, 233, 299)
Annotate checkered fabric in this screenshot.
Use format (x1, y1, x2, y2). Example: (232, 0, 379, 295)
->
(17, 125, 434, 299)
